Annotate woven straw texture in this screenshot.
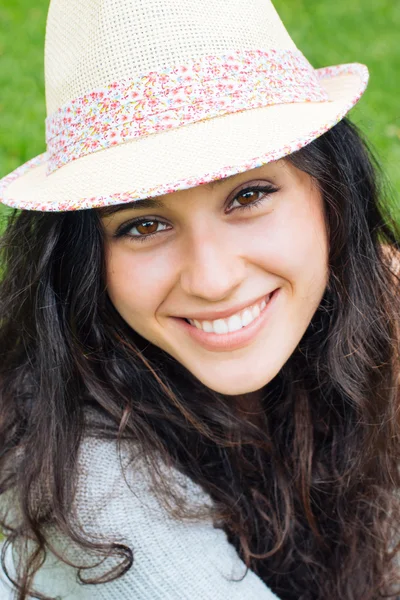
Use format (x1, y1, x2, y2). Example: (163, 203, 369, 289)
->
(44, 0, 296, 113)
(0, 0, 369, 211)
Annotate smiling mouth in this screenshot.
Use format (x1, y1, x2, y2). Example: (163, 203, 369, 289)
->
(173, 288, 280, 352)
(182, 290, 277, 335)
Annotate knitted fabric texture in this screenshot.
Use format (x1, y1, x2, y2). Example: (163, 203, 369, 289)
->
(0, 437, 280, 599)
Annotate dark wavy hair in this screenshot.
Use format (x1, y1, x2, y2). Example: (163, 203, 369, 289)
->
(1, 118, 400, 600)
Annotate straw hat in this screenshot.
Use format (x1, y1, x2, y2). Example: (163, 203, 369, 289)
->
(0, 0, 369, 212)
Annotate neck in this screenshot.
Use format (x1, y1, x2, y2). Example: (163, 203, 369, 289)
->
(233, 389, 264, 427)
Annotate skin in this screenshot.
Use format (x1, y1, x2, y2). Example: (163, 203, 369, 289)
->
(100, 160, 330, 409)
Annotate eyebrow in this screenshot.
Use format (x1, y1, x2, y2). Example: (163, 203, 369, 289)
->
(98, 173, 239, 217)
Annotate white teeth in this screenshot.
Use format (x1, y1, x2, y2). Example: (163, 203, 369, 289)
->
(226, 314, 243, 333)
(213, 319, 229, 334)
(187, 293, 272, 334)
(241, 308, 253, 327)
(202, 321, 214, 333)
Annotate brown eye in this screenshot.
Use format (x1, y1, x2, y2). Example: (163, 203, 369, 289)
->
(235, 190, 260, 206)
(135, 220, 159, 235)
(114, 184, 278, 243)
(114, 217, 170, 242)
(228, 185, 277, 212)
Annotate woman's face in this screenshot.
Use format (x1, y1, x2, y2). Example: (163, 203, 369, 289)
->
(100, 159, 329, 396)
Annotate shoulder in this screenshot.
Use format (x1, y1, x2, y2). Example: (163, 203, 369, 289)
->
(30, 436, 278, 599)
(72, 435, 214, 528)
(76, 409, 215, 528)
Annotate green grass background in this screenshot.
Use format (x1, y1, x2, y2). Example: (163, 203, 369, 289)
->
(0, 0, 399, 541)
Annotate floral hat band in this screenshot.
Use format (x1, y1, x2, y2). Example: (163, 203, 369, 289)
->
(45, 49, 330, 175)
(0, 0, 369, 212)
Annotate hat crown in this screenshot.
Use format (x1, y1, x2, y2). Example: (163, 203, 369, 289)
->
(0, 0, 368, 212)
(45, 0, 298, 114)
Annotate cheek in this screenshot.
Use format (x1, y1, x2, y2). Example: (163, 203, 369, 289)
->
(251, 191, 329, 294)
(105, 246, 174, 321)
(280, 192, 329, 296)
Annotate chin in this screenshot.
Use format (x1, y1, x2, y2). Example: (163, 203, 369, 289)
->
(192, 368, 279, 397)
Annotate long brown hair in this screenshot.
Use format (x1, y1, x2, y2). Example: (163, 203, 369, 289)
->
(1, 118, 400, 599)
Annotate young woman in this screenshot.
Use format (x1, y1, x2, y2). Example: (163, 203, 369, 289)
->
(0, 0, 399, 599)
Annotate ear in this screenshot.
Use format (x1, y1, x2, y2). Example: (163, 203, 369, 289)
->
(381, 244, 400, 366)
(381, 243, 400, 278)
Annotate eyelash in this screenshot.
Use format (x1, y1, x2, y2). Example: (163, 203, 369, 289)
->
(115, 184, 278, 243)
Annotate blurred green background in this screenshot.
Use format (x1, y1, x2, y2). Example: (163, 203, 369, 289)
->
(0, 0, 399, 218)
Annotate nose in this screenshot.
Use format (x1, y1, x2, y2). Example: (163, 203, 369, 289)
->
(179, 225, 246, 301)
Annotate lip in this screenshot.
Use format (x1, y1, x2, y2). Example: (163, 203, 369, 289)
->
(177, 290, 277, 321)
(173, 288, 280, 352)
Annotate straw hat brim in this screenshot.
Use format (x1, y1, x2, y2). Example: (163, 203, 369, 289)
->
(0, 64, 369, 212)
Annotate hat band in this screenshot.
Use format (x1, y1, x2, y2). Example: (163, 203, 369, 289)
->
(45, 49, 329, 175)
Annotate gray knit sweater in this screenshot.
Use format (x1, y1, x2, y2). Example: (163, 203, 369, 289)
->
(0, 436, 280, 599)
